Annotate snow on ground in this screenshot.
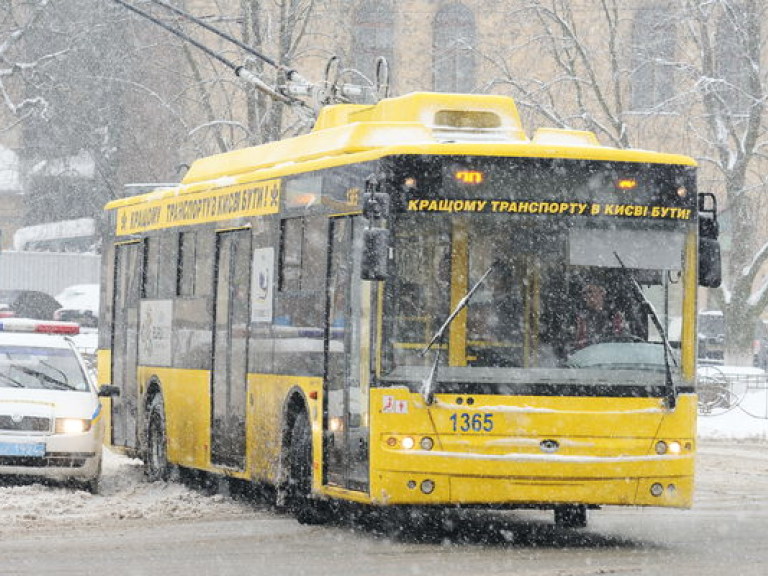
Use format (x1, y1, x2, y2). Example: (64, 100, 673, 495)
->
(1, 368, 766, 534)
(0, 448, 256, 535)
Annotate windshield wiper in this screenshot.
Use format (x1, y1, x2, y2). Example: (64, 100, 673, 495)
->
(15, 364, 76, 391)
(0, 372, 25, 388)
(419, 263, 496, 405)
(40, 360, 71, 385)
(614, 252, 678, 409)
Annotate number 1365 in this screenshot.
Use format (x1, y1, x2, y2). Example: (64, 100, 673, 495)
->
(449, 412, 494, 432)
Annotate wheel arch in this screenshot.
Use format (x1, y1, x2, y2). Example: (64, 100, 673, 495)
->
(276, 387, 312, 503)
(141, 375, 164, 450)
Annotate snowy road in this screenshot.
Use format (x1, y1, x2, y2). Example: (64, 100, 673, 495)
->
(1, 436, 767, 575)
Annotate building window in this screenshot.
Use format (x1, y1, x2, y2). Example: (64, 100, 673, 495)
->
(352, 1, 394, 86)
(433, 3, 476, 93)
(630, 6, 676, 111)
(715, 3, 754, 118)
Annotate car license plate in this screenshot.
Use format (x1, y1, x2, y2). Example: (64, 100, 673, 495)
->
(0, 442, 46, 457)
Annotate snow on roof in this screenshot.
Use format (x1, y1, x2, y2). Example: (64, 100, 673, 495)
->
(13, 218, 96, 251)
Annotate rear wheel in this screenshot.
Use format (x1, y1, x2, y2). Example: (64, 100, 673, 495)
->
(554, 505, 588, 528)
(288, 410, 332, 525)
(146, 395, 173, 482)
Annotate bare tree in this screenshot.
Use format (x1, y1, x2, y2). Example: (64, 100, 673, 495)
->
(0, 0, 64, 132)
(484, 0, 768, 363)
(682, 0, 768, 363)
(1, 0, 325, 232)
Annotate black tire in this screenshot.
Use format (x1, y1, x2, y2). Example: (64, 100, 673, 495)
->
(145, 395, 173, 482)
(83, 459, 102, 495)
(288, 410, 331, 525)
(554, 505, 588, 528)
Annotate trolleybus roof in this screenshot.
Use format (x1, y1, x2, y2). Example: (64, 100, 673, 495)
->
(106, 92, 696, 211)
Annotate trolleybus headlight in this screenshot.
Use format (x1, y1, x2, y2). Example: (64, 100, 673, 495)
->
(655, 441, 668, 455)
(650, 483, 664, 497)
(401, 437, 415, 450)
(668, 441, 682, 455)
(329, 417, 343, 432)
(420, 479, 435, 494)
(420, 437, 434, 451)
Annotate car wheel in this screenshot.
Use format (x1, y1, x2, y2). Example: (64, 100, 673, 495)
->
(84, 475, 100, 495)
(288, 410, 331, 525)
(554, 505, 588, 528)
(85, 458, 102, 494)
(146, 395, 173, 482)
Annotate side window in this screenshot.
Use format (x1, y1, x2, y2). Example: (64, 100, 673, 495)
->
(279, 218, 304, 292)
(272, 216, 328, 375)
(142, 237, 159, 298)
(195, 232, 215, 298)
(157, 234, 177, 298)
(302, 217, 325, 290)
(177, 231, 198, 297)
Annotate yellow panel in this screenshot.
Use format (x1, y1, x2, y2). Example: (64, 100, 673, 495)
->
(247, 374, 323, 485)
(137, 367, 212, 470)
(115, 180, 280, 235)
(96, 348, 111, 386)
(368, 388, 695, 508)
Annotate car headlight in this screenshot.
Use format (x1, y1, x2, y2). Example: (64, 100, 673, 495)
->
(56, 418, 92, 434)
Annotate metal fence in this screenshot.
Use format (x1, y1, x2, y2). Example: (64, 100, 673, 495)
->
(698, 366, 768, 418)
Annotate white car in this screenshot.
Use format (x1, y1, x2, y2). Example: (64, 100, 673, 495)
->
(54, 284, 100, 328)
(0, 319, 104, 493)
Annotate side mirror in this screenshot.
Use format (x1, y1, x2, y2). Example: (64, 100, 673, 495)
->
(362, 192, 390, 220)
(698, 193, 719, 240)
(98, 384, 121, 398)
(699, 238, 722, 288)
(361, 228, 390, 280)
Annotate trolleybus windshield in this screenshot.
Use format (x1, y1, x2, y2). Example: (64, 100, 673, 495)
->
(380, 156, 696, 398)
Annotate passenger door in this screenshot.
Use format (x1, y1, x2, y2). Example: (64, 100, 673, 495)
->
(210, 229, 252, 470)
(324, 217, 369, 492)
(110, 241, 143, 448)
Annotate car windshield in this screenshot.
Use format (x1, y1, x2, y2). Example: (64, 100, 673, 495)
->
(0, 346, 89, 391)
(0, 290, 19, 306)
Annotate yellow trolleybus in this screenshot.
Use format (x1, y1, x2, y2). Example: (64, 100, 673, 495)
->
(97, 92, 720, 528)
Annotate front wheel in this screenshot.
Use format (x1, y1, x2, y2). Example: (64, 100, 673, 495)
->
(554, 505, 588, 528)
(83, 458, 102, 494)
(145, 395, 174, 482)
(288, 410, 332, 525)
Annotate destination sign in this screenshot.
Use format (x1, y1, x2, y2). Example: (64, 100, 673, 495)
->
(405, 198, 693, 220)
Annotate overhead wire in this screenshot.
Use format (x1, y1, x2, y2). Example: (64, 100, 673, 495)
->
(109, 0, 309, 108)
(143, 0, 303, 83)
